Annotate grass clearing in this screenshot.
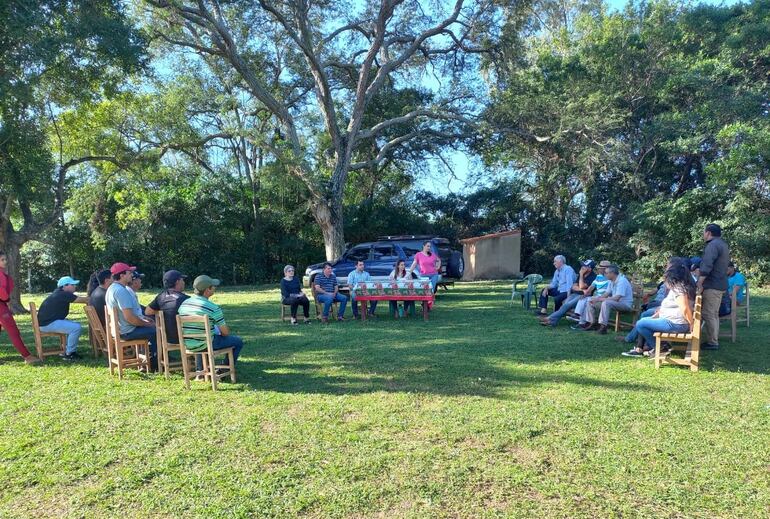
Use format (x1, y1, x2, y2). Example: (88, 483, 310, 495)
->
(1, 282, 768, 517)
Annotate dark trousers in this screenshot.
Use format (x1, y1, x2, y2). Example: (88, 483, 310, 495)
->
(122, 326, 158, 371)
(196, 334, 243, 370)
(539, 288, 568, 311)
(282, 295, 310, 318)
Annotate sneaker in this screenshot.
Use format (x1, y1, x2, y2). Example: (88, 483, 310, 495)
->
(701, 343, 719, 351)
(303, 319, 311, 324)
(290, 319, 298, 325)
(570, 323, 587, 331)
(621, 349, 644, 357)
(337, 316, 346, 322)
(596, 325, 608, 335)
(59, 352, 80, 361)
(532, 309, 547, 316)
(539, 320, 556, 328)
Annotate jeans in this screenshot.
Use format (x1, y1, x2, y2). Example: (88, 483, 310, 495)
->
(546, 293, 582, 325)
(427, 274, 441, 294)
(195, 334, 243, 370)
(624, 308, 657, 342)
(539, 288, 568, 311)
(633, 317, 690, 347)
(351, 298, 377, 318)
(122, 326, 158, 368)
(389, 300, 415, 316)
(39, 319, 82, 354)
(317, 292, 348, 318)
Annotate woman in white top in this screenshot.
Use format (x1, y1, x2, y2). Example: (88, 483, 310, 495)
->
(389, 259, 415, 317)
(622, 263, 695, 357)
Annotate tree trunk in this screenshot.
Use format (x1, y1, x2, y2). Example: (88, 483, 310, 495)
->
(311, 199, 346, 260)
(4, 238, 27, 314)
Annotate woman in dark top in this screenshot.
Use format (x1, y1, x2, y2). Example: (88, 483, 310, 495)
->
(281, 265, 310, 324)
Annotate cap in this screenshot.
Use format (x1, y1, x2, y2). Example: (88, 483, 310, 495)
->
(193, 275, 221, 292)
(690, 263, 700, 272)
(57, 276, 80, 288)
(163, 270, 188, 288)
(581, 259, 596, 269)
(131, 271, 145, 280)
(109, 262, 136, 275)
(598, 260, 612, 268)
(689, 256, 701, 266)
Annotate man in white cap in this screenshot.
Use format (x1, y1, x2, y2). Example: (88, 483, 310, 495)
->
(37, 276, 89, 361)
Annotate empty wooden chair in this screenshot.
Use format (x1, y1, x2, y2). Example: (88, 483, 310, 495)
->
(155, 310, 183, 378)
(176, 314, 236, 391)
(29, 302, 66, 361)
(104, 306, 151, 380)
(720, 282, 750, 343)
(653, 295, 702, 372)
(84, 305, 108, 357)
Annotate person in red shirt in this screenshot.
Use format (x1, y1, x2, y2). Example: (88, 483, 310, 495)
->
(0, 251, 41, 364)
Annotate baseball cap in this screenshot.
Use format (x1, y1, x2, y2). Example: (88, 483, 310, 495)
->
(131, 271, 145, 280)
(109, 262, 136, 275)
(581, 259, 596, 269)
(57, 276, 80, 288)
(163, 270, 188, 288)
(598, 260, 612, 268)
(193, 275, 221, 292)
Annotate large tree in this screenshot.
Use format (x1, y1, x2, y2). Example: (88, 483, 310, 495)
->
(142, 0, 489, 259)
(0, 0, 145, 310)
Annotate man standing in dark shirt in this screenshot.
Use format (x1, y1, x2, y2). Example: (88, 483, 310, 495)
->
(88, 269, 112, 328)
(698, 223, 730, 350)
(145, 270, 190, 343)
(37, 276, 89, 360)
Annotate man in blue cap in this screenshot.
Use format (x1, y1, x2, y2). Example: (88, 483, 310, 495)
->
(37, 276, 89, 360)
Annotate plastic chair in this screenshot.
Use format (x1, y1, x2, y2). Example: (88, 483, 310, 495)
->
(511, 274, 543, 309)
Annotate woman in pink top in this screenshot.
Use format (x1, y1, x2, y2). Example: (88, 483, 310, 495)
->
(408, 241, 441, 294)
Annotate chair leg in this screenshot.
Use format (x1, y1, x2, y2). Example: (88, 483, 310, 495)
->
(614, 312, 620, 333)
(229, 351, 236, 383)
(116, 345, 124, 380)
(731, 313, 736, 343)
(654, 336, 662, 369)
(689, 340, 700, 372)
(208, 353, 217, 391)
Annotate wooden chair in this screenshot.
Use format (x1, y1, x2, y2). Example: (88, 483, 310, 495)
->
(310, 284, 337, 320)
(104, 306, 151, 380)
(511, 274, 543, 309)
(653, 295, 702, 372)
(176, 314, 236, 391)
(28, 302, 67, 360)
(155, 311, 183, 378)
(84, 305, 108, 357)
(280, 299, 293, 322)
(613, 279, 645, 332)
(720, 282, 750, 343)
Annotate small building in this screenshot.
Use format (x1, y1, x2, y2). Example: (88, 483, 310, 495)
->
(459, 230, 522, 280)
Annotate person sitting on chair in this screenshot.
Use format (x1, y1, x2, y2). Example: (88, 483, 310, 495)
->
(178, 275, 244, 373)
(87, 269, 112, 328)
(621, 262, 695, 357)
(539, 259, 596, 327)
(314, 263, 348, 323)
(348, 260, 377, 319)
(534, 255, 576, 316)
(37, 276, 89, 361)
(280, 265, 310, 325)
(145, 270, 190, 343)
(578, 264, 633, 334)
(389, 259, 416, 318)
(726, 261, 746, 305)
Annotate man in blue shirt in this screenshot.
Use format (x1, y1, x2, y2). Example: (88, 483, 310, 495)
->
(535, 255, 576, 315)
(314, 263, 348, 322)
(347, 260, 377, 319)
(539, 259, 596, 327)
(727, 262, 746, 305)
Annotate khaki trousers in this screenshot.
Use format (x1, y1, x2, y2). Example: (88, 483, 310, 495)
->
(701, 288, 724, 345)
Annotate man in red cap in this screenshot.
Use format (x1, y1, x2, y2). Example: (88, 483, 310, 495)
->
(105, 262, 158, 370)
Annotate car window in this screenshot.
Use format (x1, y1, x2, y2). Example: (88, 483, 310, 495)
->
(400, 240, 425, 258)
(372, 244, 399, 262)
(345, 246, 371, 262)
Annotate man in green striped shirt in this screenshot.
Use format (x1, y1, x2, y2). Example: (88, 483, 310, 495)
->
(178, 275, 243, 370)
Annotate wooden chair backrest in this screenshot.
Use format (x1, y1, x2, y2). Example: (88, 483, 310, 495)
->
(176, 314, 213, 354)
(85, 305, 107, 349)
(691, 295, 702, 340)
(155, 310, 170, 346)
(29, 302, 42, 332)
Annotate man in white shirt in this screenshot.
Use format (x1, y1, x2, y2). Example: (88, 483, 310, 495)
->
(579, 265, 633, 334)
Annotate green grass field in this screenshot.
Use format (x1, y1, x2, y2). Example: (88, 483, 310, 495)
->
(1, 282, 768, 518)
